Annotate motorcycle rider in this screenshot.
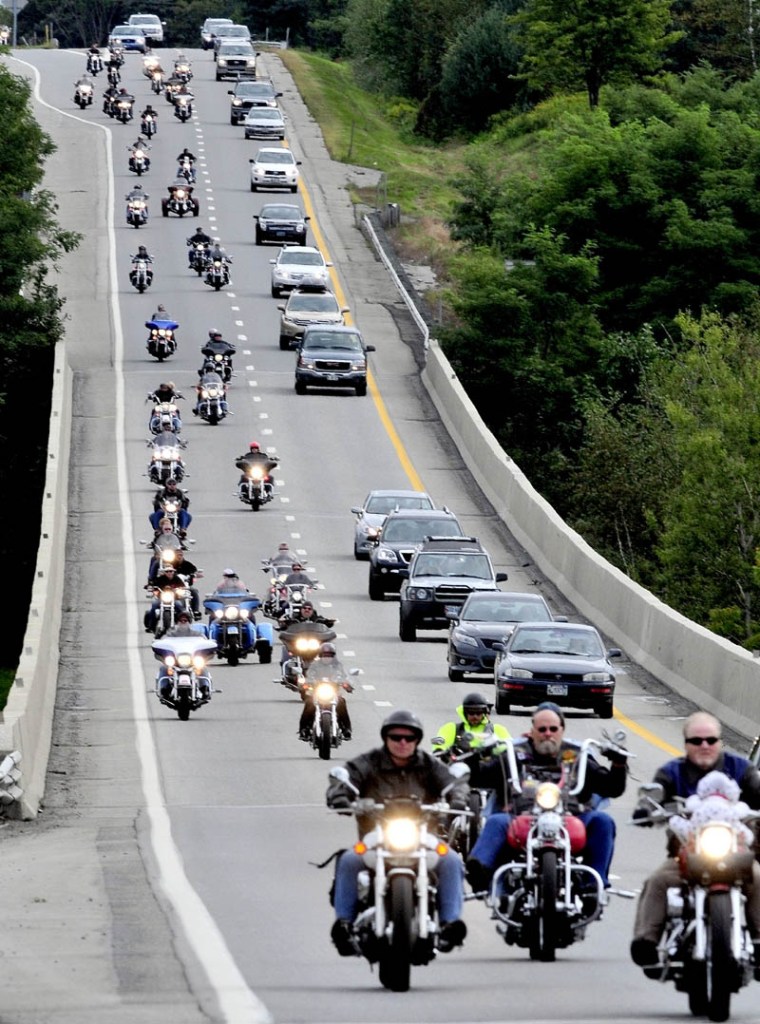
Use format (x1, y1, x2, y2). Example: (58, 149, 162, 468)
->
(282, 561, 316, 588)
(176, 146, 197, 180)
(166, 608, 203, 638)
(102, 82, 119, 115)
(432, 692, 511, 757)
(326, 709, 469, 955)
(277, 600, 335, 668)
(193, 366, 229, 417)
(144, 563, 201, 632)
(630, 711, 760, 974)
(186, 227, 213, 268)
(269, 541, 298, 568)
(150, 477, 191, 534)
(116, 85, 135, 118)
(208, 238, 232, 266)
(201, 329, 236, 366)
(465, 702, 628, 893)
(298, 642, 353, 741)
(128, 137, 150, 172)
(73, 74, 93, 99)
(147, 382, 183, 432)
(141, 103, 158, 121)
(130, 244, 154, 284)
(125, 185, 150, 224)
(151, 303, 172, 322)
(207, 569, 256, 650)
(235, 442, 278, 499)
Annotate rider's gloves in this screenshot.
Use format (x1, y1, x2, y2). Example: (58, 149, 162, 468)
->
(631, 806, 653, 827)
(329, 795, 352, 810)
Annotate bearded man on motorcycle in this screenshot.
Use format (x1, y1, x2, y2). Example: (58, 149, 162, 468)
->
(465, 702, 628, 893)
(630, 710, 760, 974)
(327, 710, 469, 955)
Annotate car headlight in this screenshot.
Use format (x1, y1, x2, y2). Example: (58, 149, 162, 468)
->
(509, 667, 533, 679)
(376, 547, 397, 563)
(582, 671, 613, 682)
(697, 823, 735, 859)
(349, 360, 367, 370)
(452, 630, 478, 647)
(409, 587, 431, 600)
(384, 818, 419, 851)
(296, 224, 306, 233)
(218, 59, 227, 66)
(233, 99, 242, 106)
(535, 782, 562, 810)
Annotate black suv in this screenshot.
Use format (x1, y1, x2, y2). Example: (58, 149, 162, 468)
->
(399, 537, 507, 641)
(368, 509, 463, 600)
(229, 79, 281, 124)
(254, 203, 309, 246)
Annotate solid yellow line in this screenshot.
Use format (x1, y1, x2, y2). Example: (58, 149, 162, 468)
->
(296, 168, 426, 491)
(614, 706, 682, 757)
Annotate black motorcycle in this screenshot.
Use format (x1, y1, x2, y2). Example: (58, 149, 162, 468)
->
(161, 184, 199, 218)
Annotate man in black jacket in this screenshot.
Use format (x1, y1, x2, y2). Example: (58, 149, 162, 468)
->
(326, 710, 469, 955)
(466, 701, 628, 892)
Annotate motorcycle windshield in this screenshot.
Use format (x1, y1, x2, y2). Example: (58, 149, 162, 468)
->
(279, 621, 337, 645)
(151, 636, 217, 659)
(145, 319, 180, 331)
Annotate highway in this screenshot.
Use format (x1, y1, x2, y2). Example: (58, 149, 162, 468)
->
(2, 44, 758, 1024)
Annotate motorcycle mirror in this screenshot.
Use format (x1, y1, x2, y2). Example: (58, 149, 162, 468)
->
(431, 736, 445, 746)
(613, 728, 626, 745)
(637, 782, 664, 802)
(329, 766, 351, 784)
(447, 761, 471, 781)
(348, 667, 362, 676)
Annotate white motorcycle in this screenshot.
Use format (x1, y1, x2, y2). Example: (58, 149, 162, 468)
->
(152, 635, 217, 720)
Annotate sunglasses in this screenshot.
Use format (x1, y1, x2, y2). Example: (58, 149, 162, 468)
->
(535, 724, 561, 733)
(685, 736, 720, 746)
(386, 734, 418, 744)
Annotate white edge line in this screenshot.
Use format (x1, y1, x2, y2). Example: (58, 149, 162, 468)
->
(16, 55, 272, 1024)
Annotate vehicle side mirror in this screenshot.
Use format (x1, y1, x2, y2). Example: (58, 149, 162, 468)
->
(296, 160, 302, 166)
(227, 90, 234, 95)
(397, 567, 409, 578)
(277, 305, 285, 312)
(554, 614, 568, 622)
(350, 506, 363, 515)
(607, 648, 622, 658)
(495, 572, 508, 582)
(269, 259, 276, 264)
(365, 344, 376, 352)
(445, 610, 459, 622)
(304, 216, 311, 222)
(492, 642, 505, 652)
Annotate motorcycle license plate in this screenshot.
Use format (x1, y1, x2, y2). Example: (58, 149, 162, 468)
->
(226, 626, 239, 634)
(546, 684, 568, 696)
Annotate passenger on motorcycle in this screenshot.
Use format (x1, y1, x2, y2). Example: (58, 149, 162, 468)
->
(299, 642, 353, 741)
(235, 442, 277, 498)
(327, 709, 469, 955)
(630, 711, 760, 973)
(465, 702, 628, 893)
(269, 541, 298, 568)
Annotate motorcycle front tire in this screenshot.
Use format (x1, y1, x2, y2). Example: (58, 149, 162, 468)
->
(529, 850, 557, 962)
(318, 711, 332, 760)
(705, 892, 733, 1022)
(177, 695, 191, 721)
(378, 874, 414, 992)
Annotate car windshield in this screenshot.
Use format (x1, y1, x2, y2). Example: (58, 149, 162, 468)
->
(262, 206, 299, 219)
(463, 597, 549, 622)
(248, 109, 281, 120)
(220, 45, 253, 55)
(366, 495, 432, 514)
(112, 26, 135, 34)
(219, 27, 250, 38)
(383, 519, 459, 542)
(509, 627, 603, 656)
(259, 151, 294, 164)
(303, 333, 362, 351)
(280, 252, 323, 266)
(288, 294, 338, 312)
(414, 553, 491, 578)
(130, 16, 159, 25)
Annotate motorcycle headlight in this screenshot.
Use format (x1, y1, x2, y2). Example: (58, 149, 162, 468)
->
(176, 189, 186, 199)
(162, 551, 176, 564)
(164, 655, 176, 667)
(248, 466, 264, 480)
(384, 818, 419, 852)
(224, 606, 240, 620)
(160, 590, 175, 604)
(698, 823, 735, 859)
(295, 637, 320, 653)
(135, 150, 145, 158)
(177, 653, 193, 668)
(535, 782, 562, 810)
(214, 354, 223, 362)
(214, 609, 224, 619)
(200, 389, 210, 399)
(193, 655, 207, 671)
(315, 682, 337, 701)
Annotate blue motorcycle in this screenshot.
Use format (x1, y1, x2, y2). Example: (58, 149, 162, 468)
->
(203, 593, 274, 666)
(145, 318, 179, 362)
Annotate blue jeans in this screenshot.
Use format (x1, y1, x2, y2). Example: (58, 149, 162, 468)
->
(334, 849, 464, 923)
(469, 809, 616, 886)
(149, 509, 191, 532)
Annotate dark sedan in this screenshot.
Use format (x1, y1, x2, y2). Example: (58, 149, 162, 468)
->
(492, 622, 621, 718)
(446, 591, 562, 681)
(254, 204, 309, 246)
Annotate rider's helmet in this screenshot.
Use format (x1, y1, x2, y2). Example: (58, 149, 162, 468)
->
(164, 477, 179, 488)
(119, 86, 128, 94)
(380, 709, 424, 743)
(208, 329, 223, 340)
(319, 642, 336, 658)
(223, 568, 238, 578)
(462, 692, 492, 715)
(138, 245, 149, 256)
(291, 562, 304, 571)
(249, 441, 260, 452)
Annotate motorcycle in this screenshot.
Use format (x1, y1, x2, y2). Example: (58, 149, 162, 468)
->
(632, 776, 760, 1022)
(161, 184, 199, 218)
(115, 93, 135, 124)
(147, 433, 186, 484)
(151, 494, 188, 535)
(106, 63, 121, 87)
(327, 764, 470, 990)
(205, 258, 230, 291)
(486, 733, 632, 963)
(174, 93, 193, 122)
(129, 255, 153, 291)
(128, 143, 151, 176)
(261, 563, 294, 618)
(142, 53, 161, 77)
(148, 396, 182, 435)
(141, 112, 157, 138)
(145, 318, 179, 361)
(147, 581, 193, 638)
(108, 45, 124, 68)
(201, 349, 233, 383)
(432, 739, 499, 859)
(203, 593, 274, 666)
(74, 79, 93, 108)
(126, 192, 149, 228)
(87, 51, 103, 75)
(237, 458, 276, 511)
(152, 634, 217, 720)
(150, 70, 164, 95)
(302, 667, 359, 760)
(196, 373, 227, 425)
(143, 528, 187, 575)
(177, 155, 196, 184)
(188, 242, 209, 276)
(174, 58, 193, 83)
(277, 620, 337, 691)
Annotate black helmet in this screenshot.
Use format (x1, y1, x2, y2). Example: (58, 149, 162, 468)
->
(320, 642, 336, 658)
(462, 692, 492, 713)
(380, 709, 423, 742)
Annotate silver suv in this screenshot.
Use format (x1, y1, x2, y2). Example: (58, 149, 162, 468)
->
(270, 246, 331, 297)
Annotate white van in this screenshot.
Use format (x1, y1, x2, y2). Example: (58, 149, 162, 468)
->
(128, 13, 165, 46)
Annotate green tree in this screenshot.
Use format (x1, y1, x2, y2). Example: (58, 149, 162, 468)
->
(18, 0, 122, 47)
(513, 0, 676, 107)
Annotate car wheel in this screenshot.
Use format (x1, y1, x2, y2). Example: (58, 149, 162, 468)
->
(279, 335, 290, 351)
(271, 286, 280, 298)
(448, 665, 465, 682)
(290, 185, 298, 193)
(355, 382, 367, 397)
(255, 228, 262, 245)
(399, 613, 416, 642)
(596, 699, 614, 720)
(368, 575, 384, 601)
(295, 380, 307, 395)
(250, 183, 258, 192)
(229, 116, 236, 125)
(494, 693, 511, 715)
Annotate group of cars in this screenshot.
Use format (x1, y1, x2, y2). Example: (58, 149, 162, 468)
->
(351, 490, 621, 719)
(199, 18, 378, 397)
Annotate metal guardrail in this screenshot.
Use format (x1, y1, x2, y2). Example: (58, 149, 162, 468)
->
(362, 213, 430, 349)
(0, 751, 22, 807)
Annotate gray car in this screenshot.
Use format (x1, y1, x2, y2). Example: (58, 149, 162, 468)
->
(351, 490, 435, 559)
(294, 325, 375, 397)
(277, 290, 348, 349)
(270, 246, 330, 296)
(368, 508, 463, 597)
(244, 106, 286, 140)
